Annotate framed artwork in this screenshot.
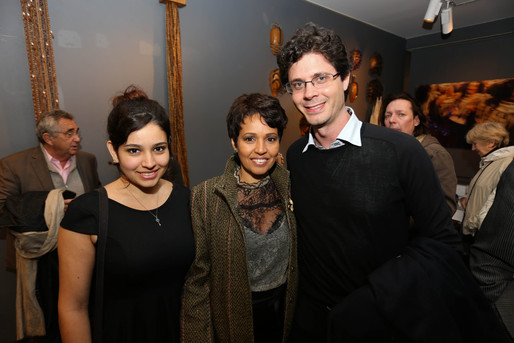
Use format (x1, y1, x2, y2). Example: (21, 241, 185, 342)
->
(415, 78, 513, 148)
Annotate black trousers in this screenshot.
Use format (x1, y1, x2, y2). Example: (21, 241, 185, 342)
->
(252, 284, 286, 343)
(288, 292, 330, 343)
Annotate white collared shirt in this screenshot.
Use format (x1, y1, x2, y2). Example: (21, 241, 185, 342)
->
(302, 107, 363, 152)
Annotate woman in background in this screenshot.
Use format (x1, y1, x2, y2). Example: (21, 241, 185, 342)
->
(181, 93, 297, 343)
(461, 121, 514, 237)
(58, 86, 194, 343)
(380, 92, 458, 214)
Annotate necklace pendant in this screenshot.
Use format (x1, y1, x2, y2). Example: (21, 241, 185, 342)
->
(155, 217, 161, 227)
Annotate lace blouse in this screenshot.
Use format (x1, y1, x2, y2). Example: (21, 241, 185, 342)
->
(235, 169, 290, 292)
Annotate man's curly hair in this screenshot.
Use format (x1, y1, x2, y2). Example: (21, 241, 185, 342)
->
(277, 22, 351, 86)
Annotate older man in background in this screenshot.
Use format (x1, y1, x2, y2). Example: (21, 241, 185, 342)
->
(0, 109, 100, 343)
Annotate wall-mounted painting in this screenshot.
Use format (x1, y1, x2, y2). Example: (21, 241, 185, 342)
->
(415, 78, 513, 148)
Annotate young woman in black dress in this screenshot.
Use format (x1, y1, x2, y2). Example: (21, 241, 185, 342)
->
(58, 86, 194, 343)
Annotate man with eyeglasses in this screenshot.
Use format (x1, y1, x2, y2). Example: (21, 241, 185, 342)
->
(0, 109, 100, 343)
(278, 23, 508, 343)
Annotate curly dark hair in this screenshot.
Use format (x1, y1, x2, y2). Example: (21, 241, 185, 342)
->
(226, 93, 288, 142)
(379, 92, 429, 137)
(276, 22, 351, 87)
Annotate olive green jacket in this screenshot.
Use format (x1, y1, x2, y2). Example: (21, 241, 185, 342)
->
(181, 155, 297, 343)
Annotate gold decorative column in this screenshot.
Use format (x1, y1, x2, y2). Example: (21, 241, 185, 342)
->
(20, 0, 59, 122)
(159, 0, 189, 187)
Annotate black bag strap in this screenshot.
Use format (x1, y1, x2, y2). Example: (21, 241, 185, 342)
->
(93, 187, 108, 343)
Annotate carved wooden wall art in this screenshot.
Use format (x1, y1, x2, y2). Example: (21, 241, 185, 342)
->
(269, 23, 283, 97)
(270, 23, 283, 55)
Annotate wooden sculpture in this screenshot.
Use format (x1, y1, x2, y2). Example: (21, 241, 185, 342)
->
(270, 23, 283, 55)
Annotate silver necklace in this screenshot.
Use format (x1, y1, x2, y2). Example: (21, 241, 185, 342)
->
(127, 187, 162, 227)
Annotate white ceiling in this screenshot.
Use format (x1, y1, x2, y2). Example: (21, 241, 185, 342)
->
(305, 0, 514, 39)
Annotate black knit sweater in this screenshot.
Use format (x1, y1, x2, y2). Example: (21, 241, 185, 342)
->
(287, 122, 461, 306)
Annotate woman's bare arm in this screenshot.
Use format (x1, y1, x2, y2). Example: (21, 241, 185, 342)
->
(58, 227, 96, 343)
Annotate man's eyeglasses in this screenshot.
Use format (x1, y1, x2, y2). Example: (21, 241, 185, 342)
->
(57, 129, 80, 139)
(285, 73, 340, 94)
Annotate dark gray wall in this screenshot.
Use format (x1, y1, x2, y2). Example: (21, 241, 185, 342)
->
(0, 0, 39, 159)
(0, 2, 33, 339)
(0, 0, 406, 340)
(407, 18, 514, 92)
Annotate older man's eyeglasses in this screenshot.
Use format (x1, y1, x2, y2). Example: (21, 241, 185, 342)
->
(58, 129, 80, 139)
(285, 73, 340, 94)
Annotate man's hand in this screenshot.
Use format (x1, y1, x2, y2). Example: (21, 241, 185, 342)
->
(64, 198, 73, 212)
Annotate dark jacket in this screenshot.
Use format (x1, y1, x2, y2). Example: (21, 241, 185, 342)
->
(329, 237, 511, 342)
(0, 190, 65, 342)
(470, 160, 514, 339)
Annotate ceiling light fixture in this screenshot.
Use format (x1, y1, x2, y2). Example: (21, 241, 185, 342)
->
(423, 0, 455, 34)
(424, 0, 443, 23)
(441, 1, 454, 34)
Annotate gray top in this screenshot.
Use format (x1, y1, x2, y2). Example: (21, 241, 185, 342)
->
(234, 168, 290, 292)
(245, 214, 289, 292)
